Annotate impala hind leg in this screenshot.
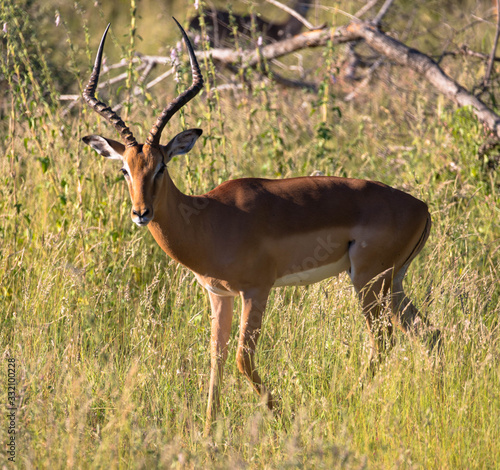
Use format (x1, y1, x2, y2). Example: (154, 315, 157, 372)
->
(205, 292, 234, 436)
(358, 273, 395, 374)
(236, 289, 275, 410)
(390, 264, 441, 350)
(346, 267, 395, 399)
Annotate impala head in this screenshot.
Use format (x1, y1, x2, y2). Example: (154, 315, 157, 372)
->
(82, 19, 204, 226)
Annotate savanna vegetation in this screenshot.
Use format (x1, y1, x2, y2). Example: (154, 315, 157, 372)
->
(1, 0, 499, 467)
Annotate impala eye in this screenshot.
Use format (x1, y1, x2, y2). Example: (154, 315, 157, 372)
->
(120, 168, 129, 178)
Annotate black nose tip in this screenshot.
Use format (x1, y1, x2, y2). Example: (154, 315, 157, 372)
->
(133, 208, 150, 218)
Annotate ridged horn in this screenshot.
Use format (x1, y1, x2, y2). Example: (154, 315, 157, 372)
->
(146, 17, 204, 147)
(83, 24, 138, 148)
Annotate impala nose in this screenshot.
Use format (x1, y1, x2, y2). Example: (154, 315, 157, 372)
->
(132, 208, 152, 226)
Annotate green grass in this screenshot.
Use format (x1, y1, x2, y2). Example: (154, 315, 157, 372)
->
(1, 0, 499, 468)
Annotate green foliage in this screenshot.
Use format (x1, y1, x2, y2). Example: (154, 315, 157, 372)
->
(1, 0, 499, 468)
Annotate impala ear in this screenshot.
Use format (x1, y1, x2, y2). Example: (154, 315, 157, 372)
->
(161, 129, 202, 163)
(82, 135, 125, 160)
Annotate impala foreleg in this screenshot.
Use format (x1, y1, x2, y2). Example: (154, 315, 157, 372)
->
(205, 292, 234, 435)
(236, 289, 275, 410)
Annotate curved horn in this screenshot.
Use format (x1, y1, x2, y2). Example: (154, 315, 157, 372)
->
(146, 17, 204, 147)
(83, 24, 138, 148)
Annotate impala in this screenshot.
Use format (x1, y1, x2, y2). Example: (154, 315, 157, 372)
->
(82, 19, 439, 434)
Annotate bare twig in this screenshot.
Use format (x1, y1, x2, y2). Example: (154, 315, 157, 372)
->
(143, 68, 175, 89)
(59, 94, 80, 101)
(133, 53, 171, 66)
(114, 68, 175, 112)
(484, 0, 500, 87)
(441, 44, 500, 62)
(344, 57, 384, 101)
(344, 0, 393, 85)
(137, 61, 156, 88)
(372, 0, 396, 26)
(62, 57, 174, 114)
(103, 58, 132, 71)
(210, 83, 245, 94)
(99, 65, 147, 88)
(354, 0, 380, 20)
(344, 43, 362, 81)
(265, 0, 316, 30)
(471, 13, 497, 27)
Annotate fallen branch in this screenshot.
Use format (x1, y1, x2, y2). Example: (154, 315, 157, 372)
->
(203, 21, 500, 136)
(200, 27, 339, 67)
(343, 22, 500, 137)
(70, 18, 500, 137)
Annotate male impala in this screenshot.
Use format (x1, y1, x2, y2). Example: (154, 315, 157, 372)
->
(83, 19, 439, 433)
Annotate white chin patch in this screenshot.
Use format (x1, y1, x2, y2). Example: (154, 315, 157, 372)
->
(133, 219, 150, 227)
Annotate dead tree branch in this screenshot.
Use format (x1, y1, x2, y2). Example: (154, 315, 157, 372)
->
(201, 28, 340, 67)
(484, 0, 500, 87)
(204, 22, 500, 136)
(69, 19, 500, 137)
(343, 22, 500, 137)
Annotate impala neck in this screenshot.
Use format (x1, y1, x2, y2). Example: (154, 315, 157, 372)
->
(147, 169, 208, 273)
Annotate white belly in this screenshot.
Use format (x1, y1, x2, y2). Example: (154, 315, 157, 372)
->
(273, 252, 350, 287)
(194, 273, 239, 297)
(203, 282, 238, 297)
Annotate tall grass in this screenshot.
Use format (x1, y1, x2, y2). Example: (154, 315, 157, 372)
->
(1, 0, 499, 468)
